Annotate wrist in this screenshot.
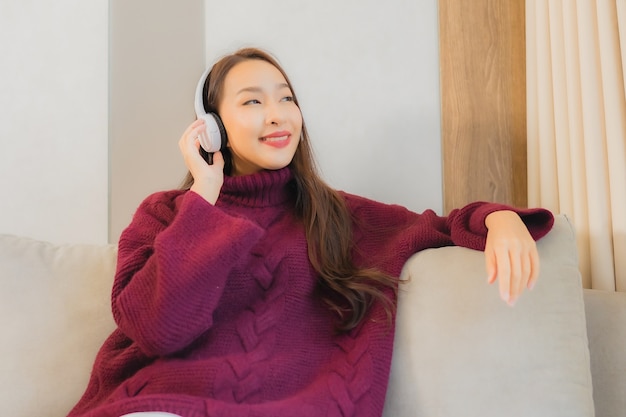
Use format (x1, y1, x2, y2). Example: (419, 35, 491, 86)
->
(190, 181, 221, 205)
(485, 210, 518, 229)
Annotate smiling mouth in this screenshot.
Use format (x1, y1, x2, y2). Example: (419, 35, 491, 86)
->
(260, 132, 291, 148)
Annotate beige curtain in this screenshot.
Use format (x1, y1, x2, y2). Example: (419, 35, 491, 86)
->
(527, 0, 626, 291)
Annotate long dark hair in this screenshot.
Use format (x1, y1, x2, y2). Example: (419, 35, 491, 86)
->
(181, 48, 396, 331)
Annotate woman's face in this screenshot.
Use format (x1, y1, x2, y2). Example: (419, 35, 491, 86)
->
(218, 59, 303, 176)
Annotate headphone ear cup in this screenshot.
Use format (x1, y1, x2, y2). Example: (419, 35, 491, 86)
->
(212, 112, 227, 150)
(197, 112, 226, 153)
(194, 67, 227, 153)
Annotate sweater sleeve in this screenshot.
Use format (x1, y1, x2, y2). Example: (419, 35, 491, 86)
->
(344, 195, 554, 277)
(112, 190, 265, 357)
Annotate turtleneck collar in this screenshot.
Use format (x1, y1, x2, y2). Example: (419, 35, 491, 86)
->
(218, 167, 295, 208)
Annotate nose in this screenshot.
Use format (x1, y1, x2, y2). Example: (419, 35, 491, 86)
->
(265, 102, 286, 125)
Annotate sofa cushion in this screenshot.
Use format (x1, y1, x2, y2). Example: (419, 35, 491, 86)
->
(383, 214, 595, 417)
(0, 234, 117, 417)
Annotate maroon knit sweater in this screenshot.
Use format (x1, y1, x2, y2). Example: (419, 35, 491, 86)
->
(68, 167, 553, 417)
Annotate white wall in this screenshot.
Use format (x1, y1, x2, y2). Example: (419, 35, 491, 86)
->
(0, 0, 109, 244)
(0, 1, 443, 245)
(205, 0, 443, 214)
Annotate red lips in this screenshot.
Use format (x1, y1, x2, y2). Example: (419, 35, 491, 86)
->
(260, 131, 291, 148)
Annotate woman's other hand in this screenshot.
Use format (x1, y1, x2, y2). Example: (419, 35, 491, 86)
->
(179, 119, 225, 204)
(484, 210, 540, 306)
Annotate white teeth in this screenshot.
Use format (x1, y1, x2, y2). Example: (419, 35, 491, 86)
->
(262, 136, 288, 142)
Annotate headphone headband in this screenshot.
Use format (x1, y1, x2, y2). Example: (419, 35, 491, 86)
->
(194, 66, 213, 117)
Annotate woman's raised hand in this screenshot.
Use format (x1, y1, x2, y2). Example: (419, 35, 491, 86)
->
(484, 210, 540, 306)
(178, 119, 225, 205)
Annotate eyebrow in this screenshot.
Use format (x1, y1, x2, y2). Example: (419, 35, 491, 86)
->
(236, 83, 291, 95)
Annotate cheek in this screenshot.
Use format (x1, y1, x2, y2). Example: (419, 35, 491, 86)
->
(224, 113, 262, 143)
(291, 108, 303, 133)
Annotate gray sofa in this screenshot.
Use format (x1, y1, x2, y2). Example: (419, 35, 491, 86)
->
(1, 215, 624, 417)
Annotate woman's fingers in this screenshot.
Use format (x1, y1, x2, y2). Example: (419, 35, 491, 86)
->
(486, 242, 539, 306)
(485, 246, 498, 285)
(495, 246, 538, 306)
(484, 211, 541, 306)
(495, 246, 512, 305)
(179, 120, 208, 171)
(178, 119, 224, 204)
(179, 120, 205, 151)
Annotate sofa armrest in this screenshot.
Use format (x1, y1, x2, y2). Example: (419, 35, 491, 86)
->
(584, 289, 626, 417)
(0, 234, 118, 417)
(383, 215, 595, 417)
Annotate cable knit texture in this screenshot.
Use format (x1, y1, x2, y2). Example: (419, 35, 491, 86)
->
(68, 167, 554, 417)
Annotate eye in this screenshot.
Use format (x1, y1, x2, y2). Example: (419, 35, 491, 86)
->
(243, 99, 261, 105)
(281, 96, 294, 102)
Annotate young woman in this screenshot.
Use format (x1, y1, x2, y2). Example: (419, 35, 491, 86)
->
(68, 48, 554, 417)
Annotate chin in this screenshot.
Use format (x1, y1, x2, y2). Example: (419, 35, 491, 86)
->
(264, 162, 292, 171)
(262, 153, 296, 171)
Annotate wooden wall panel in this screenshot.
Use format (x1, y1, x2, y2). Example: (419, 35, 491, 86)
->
(439, 0, 527, 213)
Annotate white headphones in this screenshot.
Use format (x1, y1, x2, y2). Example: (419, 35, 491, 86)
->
(194, 67, 227, 153)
